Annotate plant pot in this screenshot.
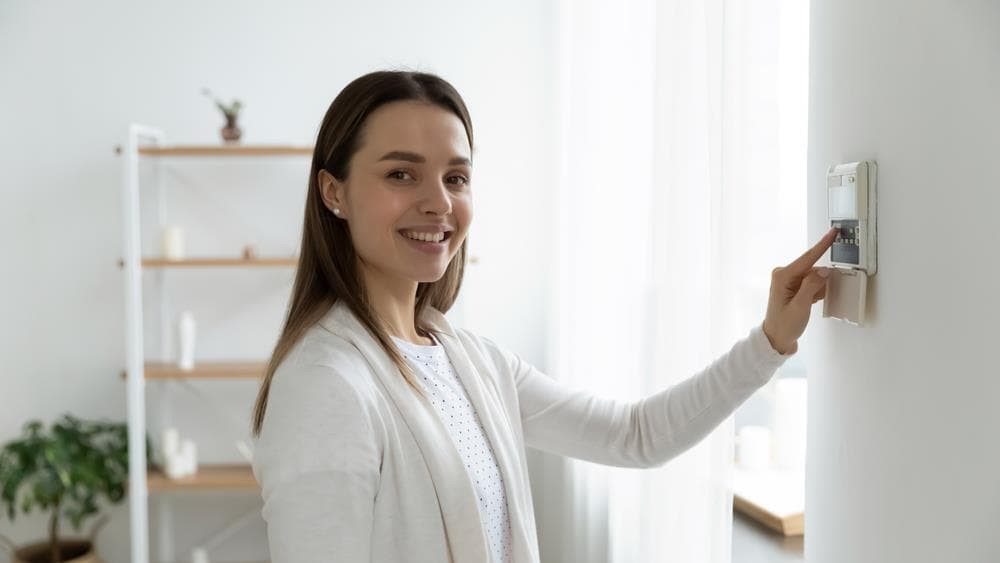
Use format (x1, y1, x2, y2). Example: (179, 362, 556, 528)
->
(221, 114, 242, 143)
(12, 539, 102, 563)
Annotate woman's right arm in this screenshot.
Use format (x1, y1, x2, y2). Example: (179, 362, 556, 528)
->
(252, 361, 382, 562)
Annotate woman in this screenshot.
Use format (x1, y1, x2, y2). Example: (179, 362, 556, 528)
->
(250, 70, 837, 563)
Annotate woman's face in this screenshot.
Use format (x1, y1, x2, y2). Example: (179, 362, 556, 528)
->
(319, 100, 473, 288)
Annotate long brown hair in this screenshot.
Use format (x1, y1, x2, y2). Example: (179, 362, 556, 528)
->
(250, 70, 474, 437)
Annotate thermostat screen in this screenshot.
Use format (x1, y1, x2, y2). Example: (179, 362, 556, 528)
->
(831, 219, 860, 265)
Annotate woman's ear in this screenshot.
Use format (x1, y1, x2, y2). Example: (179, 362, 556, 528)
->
(317, 169, 346, 217)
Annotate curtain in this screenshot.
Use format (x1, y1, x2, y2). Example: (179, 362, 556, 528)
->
(545, 0, 808, 561)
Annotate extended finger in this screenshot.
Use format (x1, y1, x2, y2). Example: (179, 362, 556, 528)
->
(785, 227, 838, 277)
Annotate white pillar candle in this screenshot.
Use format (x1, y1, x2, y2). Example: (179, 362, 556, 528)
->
(177, 311, 196, 371)
(160, 427, 180, 464)
(773, 378, 808, 470)
(164, 450, 187, 480)
(737, 425, 772, 470)
(180, 439, 198, 477)
(162, 225, 185, 260)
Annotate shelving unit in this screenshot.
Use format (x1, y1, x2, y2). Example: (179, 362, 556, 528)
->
(119, 124, 309, 563)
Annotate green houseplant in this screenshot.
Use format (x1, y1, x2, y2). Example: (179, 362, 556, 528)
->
(201, 87, 244, 143)
(0, 414, 152, 563)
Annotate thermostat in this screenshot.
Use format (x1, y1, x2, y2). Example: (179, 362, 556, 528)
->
(823, 160, 877, 325)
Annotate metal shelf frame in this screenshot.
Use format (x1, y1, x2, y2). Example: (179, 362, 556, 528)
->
(119, 124, 308, 562)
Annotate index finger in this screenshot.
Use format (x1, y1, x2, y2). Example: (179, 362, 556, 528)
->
(785, 227, 839, 275)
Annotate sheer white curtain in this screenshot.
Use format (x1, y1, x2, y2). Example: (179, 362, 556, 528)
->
(545, 0, 808, 561)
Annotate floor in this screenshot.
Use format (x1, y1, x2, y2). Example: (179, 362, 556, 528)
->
(732, 512, 803, 563)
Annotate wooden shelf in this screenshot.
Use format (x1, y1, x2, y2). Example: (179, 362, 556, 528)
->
(733, 494, 804, 536)
(118, 257, 298, 268)
(146, 464, 258, 492)
(121, 361, 266, 380)
(732, 467, 804, 536)
(138, 145, 312, 157)
(119, 256, 480, 268)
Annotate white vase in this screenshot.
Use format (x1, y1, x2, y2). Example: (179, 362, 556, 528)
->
(177, 311, 196, 371)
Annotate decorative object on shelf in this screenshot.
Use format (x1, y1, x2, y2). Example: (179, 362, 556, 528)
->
(161, 428, 199, 481)
(0, 414, 153, 563)
(177, 311, 197, 371)
(201, 88, 243, 143)
(161, 225, 185, 260)
(241, 244, 258, 260)
(160, 428, 180, 464)
(736, 425, 772, 470)
(164, 448, 186, 480)
(180, 439, 198, 476)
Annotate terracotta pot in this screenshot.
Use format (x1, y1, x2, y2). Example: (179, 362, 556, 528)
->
(12, 539, 102, 563)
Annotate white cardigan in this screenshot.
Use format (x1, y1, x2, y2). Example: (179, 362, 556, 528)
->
(251, 299, 790, 563)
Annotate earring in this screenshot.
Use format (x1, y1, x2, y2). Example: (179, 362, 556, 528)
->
(333, 208, 341, 216)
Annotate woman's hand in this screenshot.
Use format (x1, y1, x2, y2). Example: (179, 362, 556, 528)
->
(762, 227, 839, 355)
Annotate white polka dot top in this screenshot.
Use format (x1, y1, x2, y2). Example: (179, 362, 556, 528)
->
(391, 332, 513, 563)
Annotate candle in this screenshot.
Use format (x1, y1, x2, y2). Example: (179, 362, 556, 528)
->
(180, 439, 198, 477)
(164, 450, 186, 480)
(177, 311, 196, 371)
(162, 225, 185, 260)
(160, 427, 180, 464)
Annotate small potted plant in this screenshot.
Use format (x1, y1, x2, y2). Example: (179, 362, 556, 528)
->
(0, 414, 152, 563)
(201, 87, 244, 143)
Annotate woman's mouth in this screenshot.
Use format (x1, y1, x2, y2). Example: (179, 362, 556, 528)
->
(398, 230, 451, 254)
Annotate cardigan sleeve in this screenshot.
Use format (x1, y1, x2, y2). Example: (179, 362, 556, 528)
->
(482, 323, 790, 469)
(251, 360, 382, 562)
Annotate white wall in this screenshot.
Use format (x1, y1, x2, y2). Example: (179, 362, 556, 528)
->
(0, 1, 557, 561)
(806, 1, 1000, 561)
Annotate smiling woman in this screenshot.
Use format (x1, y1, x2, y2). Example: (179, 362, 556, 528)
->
(249, 70, 513, 562)
(248, 69, 832, 563)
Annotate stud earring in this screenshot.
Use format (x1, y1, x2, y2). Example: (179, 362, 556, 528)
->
(333, 208, 341, 215)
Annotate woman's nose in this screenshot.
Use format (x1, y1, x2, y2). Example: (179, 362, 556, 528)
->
(420, 179, 452, 215)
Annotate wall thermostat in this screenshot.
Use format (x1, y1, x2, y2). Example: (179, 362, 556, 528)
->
(823, 160, 877, 326)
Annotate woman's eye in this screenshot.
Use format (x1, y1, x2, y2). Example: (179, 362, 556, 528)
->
(387, 170, 413, 181)
(447, 175, 470, 186)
